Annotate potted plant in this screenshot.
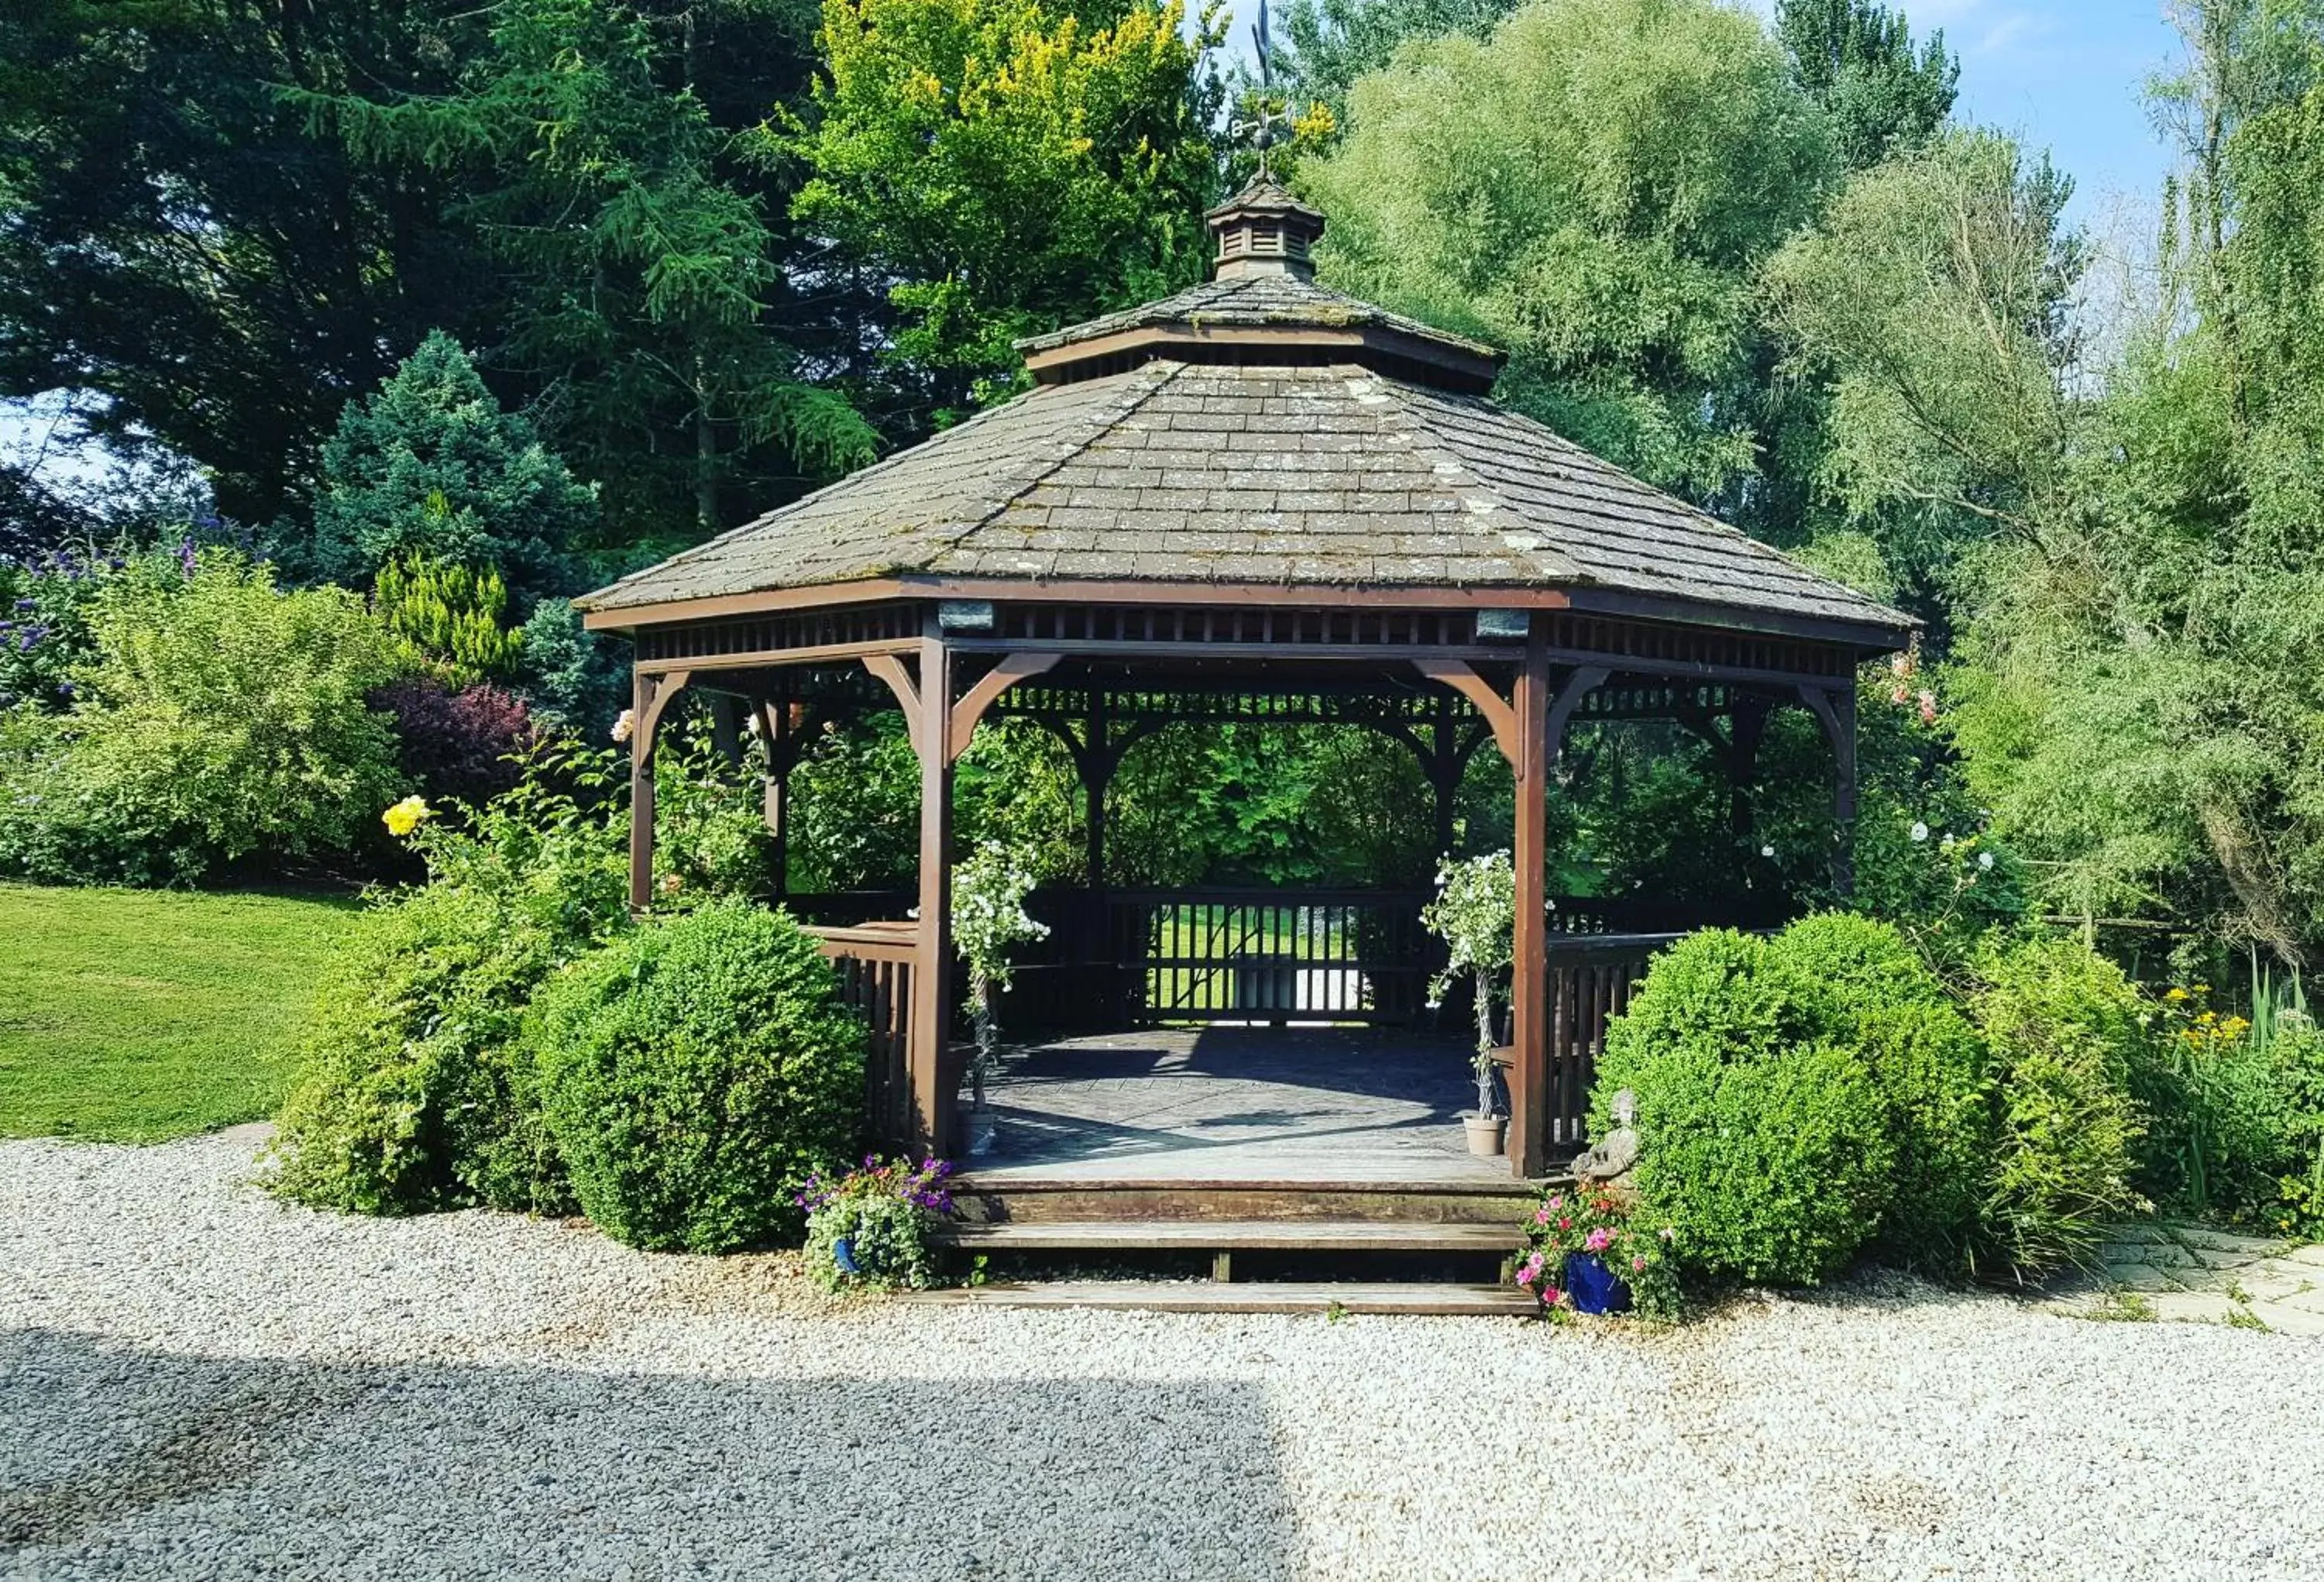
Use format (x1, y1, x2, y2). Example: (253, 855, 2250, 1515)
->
(1423, 851, 1517, 1156)
(951, 840, 1051, 1155)
(1515, 1186, 1679, 1318)
(799, 1155, 957, 1291)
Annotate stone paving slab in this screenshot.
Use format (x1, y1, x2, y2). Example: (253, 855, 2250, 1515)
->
(2046, 1219, 2323, 1335)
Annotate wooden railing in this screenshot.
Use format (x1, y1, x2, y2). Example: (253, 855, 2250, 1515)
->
(999, 887, 1440, 1028)
(807, 922, 917, 1144)
(1542, 934, 1672, 1149)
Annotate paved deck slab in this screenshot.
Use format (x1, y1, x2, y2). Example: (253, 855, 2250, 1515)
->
(975, 1027, 1517, 1185)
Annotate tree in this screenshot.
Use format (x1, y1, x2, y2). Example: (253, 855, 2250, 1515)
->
(1274, 0, 1523, 126)
(308, 333, 597, 597)
(0, 1, 493, 527)
(298, 0, 878, 548)
(1762, 132, 2085, 600)
(1300, 0, 1836, 500)
(773, 0, 1225, 410)
(1776, 0, 1959, 170)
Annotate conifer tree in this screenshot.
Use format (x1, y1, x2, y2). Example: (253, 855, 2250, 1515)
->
(309, 332, 596, 597)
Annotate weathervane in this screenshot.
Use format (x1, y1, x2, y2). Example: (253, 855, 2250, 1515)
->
(1233, 0, 1293, 177)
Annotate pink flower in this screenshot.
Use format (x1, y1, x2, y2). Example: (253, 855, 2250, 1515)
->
(1890, 685, 1910, 705)
(1546, 1195, 1563, 1212)
(1584, 1226, 1614, 1254)
(1631, 1255, 1648, 1272)
(1534, 1207, 1552, 1226)
(1559, 1217, 1571, 1231)
(1917, 690, 1938, 724)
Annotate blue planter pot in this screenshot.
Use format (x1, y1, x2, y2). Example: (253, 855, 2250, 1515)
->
(831, 1236, 860, 1277)
(1563, 1253, 1633, 1315)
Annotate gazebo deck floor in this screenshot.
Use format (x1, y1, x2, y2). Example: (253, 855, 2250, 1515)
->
(968, 1026, 1519, 1188)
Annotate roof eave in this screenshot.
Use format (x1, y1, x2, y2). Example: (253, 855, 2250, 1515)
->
(1020, 322, 1503, 393)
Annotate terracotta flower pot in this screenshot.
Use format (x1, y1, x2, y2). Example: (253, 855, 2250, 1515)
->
(1463, 1113, 1507, 1157)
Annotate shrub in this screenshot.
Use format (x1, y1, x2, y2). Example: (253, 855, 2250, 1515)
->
(1769, 913, 1989, 1272)
(371, 676, 535, 807)
(374, 552, 525, 686)
(528, 899, 865, 1253)
(270, 882, 574, 1214)
(0, 550, 409, 884)
(800, 1156, 957, 1291)
(266, 739, 631, 1214)
(515, 596, 627, 738)
(0, 545, 107, 712)
(1965, 937, 2149, 1279)
(2273, 1012, 2324, 1237)
(1593, 930, 1896, 1286)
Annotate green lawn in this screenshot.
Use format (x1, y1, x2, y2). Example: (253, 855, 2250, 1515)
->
(0, 883, 359, 1142)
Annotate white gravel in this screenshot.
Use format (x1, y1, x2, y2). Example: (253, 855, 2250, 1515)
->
(3, 1136, 2321, 1581)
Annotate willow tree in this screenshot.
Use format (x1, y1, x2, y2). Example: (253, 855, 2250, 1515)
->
(1298, 0, 1837, 503)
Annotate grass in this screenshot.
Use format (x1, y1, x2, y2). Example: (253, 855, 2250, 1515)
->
(0, 883, 359, 1142)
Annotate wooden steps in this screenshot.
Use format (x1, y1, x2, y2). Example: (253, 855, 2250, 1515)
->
(934, 1218, 1522, 1254)
(909, 1280, 1538, 1317)
(950, 1174, 1546, 1227)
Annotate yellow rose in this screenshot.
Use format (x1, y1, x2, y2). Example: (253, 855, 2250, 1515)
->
(382, 795, 432, 838)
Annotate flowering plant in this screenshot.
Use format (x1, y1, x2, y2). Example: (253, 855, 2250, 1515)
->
(1422, 850, 1516, 1118)
(1515, 1185, 1679, 1319)
(799, 1154, 957, 1292)
(952, 840, 1051, 1106)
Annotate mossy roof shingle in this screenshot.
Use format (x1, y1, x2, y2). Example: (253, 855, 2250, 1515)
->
(580, 359, 1908, 636)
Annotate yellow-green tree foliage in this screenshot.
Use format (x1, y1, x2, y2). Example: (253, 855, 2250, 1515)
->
(777, 0, 1222, 404)
(374, 553, 524, 688)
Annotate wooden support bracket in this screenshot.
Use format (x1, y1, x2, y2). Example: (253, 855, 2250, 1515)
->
(1413, 659, 1521, 768)
(634, 668, 693, 764)
(862, 654, 923, 757)
(947, 652, 1063, 762)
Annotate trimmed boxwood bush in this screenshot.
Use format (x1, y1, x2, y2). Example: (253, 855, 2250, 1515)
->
(1593, 929, 1896, 1286)
(528, 899, 865, 1254)
(1772, 913, 1989, 1272)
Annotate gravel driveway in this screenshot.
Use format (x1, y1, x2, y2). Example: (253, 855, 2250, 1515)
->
(3, 1136, 2320, 1581)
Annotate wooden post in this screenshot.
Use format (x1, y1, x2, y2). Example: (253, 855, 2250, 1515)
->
(755, 689, 794, 898)
(910, 638, 957, 1155)
(1796, 683, 1859, 897)
(1083, 689, 1110, 890)
(1728, 693, 1772, 841)
(707, 693, 744, 769)
(625, 668, 692, 912)
(1508, 635, 1552, 1180)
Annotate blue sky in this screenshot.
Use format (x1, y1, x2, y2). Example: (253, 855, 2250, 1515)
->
(1742, 0, 2185, 216)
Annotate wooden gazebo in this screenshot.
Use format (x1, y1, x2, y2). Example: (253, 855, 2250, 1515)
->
(579, 175, 1913, 1179)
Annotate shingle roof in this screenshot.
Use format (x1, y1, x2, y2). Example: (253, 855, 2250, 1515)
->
(579, 359, 1910, 635)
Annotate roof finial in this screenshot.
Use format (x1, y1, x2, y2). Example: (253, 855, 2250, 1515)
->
(1233, 0, 1292, 179)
